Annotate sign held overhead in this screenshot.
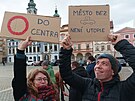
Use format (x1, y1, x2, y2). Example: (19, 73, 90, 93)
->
(0, 11, 61, 43)
(68, 5, 110, 42)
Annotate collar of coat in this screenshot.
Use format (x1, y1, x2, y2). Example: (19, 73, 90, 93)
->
(94, 74, 120, 92)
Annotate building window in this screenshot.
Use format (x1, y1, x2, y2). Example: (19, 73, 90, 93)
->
(9, 48, 11, 54)
(78, 44, 81, 50)
(29, 47, 32, 53)
(34, 56, 36, 61)
(37, 46, 40, 52)
(33, 46, 36, 52)
(86, 44, 89, 50)
(55, 55, 57, 60)
(107, 45, 111, 50)
(95, 46, 99, 51)
(16, 42, 18, 46)
(44, 45, 47, 52)
(49, 44, 52, 50)
(124, 34, 129, 39)
(54, 44, 57, 51)
(13, 48, 15, 54)
(26, 48, 28, 53)
(29, 57, 32, 59)
(38, 56, 40, 61)
(12, 42, 14, 45)
(101, 46, 105, 51)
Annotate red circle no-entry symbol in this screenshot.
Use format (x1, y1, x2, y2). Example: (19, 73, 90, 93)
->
(7, 16, 29, 35)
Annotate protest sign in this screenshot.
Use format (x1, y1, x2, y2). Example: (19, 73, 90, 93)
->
(69, 5, 110, 42)
(0, 11, 61, 43)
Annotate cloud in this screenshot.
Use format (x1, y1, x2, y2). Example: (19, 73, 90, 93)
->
(0, 0, 135, 31)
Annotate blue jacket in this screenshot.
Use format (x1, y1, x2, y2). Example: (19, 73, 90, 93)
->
(86, 62, 96, 79)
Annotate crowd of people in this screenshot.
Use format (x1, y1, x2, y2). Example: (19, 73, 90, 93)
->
(11, 33, 135, 101)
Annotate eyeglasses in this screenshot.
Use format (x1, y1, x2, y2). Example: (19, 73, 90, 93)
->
(34, 77, 48, 82)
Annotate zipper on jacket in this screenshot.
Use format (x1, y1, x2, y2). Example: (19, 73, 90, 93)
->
(98, 82, 104, 101)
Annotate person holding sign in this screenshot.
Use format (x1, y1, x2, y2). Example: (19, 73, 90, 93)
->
(12, 36, 58, 101)
(59, 34, 135, 101)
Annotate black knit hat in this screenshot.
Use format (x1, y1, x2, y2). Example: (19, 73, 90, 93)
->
(97, 54, 118, 75)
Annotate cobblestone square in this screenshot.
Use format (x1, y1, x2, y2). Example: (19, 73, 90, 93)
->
(0, 64, 132, 101)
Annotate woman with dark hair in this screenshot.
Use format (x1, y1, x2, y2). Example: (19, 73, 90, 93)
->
(12, 36, 57, 101)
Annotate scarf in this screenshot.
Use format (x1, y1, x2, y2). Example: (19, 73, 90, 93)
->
(38, 85, 56, 101)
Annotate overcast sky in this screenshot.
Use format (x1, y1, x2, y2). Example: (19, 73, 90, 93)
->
(0, 0, 135, 31)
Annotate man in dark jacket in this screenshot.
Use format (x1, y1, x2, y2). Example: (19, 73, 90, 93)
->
(59, 34, 135, 101)
(69, 61, 89, 101)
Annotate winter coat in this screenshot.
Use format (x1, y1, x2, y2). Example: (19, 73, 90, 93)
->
(12, 49, 56, 101)
(59, 39, 135, 101)
(69, 66, 89, 101)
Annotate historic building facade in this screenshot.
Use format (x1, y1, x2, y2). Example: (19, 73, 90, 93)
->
(114, 27, 135, 57)
(6, 0, 60, 63)
(3, 0, 135, 64)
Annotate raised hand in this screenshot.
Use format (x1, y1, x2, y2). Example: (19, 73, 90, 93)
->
(61, 34, 72, 50)
(18, 36, 32, 50)
(108, 33, 124, 45)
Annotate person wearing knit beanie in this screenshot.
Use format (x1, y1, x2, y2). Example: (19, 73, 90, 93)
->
(59, 34, 135, 101)
(97, 54, 119, 75)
